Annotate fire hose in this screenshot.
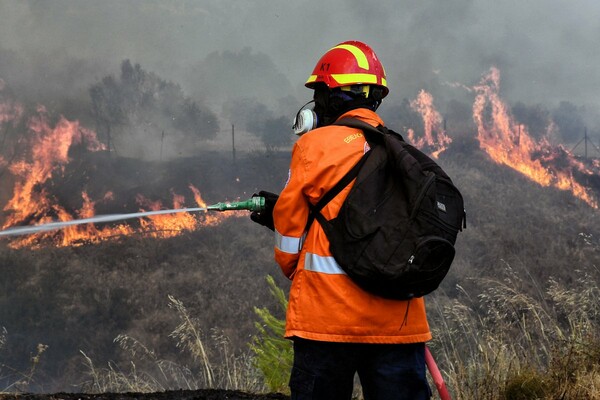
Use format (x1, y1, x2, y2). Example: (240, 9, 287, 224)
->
(425, 346, 452, 400)
(0, 196, 266, 237)
(0, 195, 453, 398)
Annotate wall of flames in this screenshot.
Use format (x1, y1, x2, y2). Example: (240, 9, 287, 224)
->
(473, 67, 598, 208)
(0, 98, 239, 249)
(0, 68, 598, 248)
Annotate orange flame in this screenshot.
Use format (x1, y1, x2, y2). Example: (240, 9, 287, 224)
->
(3, 106, 106, 230)
(135, 192, 198, 237)
(59, 192, 134, 247)
(188, 184, 246, 223)
(473, 67, 598, 208)
(0, 102, 241, 248)
(408, 90, 452, 158)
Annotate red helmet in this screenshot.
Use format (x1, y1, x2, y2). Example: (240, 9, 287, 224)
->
(305, 41, 389, 98)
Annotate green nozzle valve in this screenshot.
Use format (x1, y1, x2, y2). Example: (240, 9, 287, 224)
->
(206, 196, 265, 212)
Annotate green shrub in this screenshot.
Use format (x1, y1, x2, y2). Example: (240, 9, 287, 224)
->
(249, 275, 292, 394)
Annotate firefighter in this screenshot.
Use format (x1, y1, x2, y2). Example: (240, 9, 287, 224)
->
(251, 41, 431, 400)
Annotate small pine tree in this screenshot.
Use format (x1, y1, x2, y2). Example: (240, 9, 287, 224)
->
(249, 275, 293, 394)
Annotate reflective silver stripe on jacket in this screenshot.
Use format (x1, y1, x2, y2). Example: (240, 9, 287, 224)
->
(304, 252, 347, 275)
(275, 230, 302, 254)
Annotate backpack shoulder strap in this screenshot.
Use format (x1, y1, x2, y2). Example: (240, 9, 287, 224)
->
(304, 117, 393, 234)
(305, 150, 370, 233)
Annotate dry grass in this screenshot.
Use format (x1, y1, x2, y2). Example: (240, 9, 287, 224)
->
(1, 338, 48, 393)
(428, 263, 600, 399)
(79, 296, 265, 394)
(4, 263, 598, 399)
(76, 262, 600, 399)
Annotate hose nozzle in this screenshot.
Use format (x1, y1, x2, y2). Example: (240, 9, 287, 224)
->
(206, 196, 265, 212)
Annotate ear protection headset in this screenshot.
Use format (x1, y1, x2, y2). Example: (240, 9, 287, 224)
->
(292, 100, 318, 135)
(291, 85, 384, 136)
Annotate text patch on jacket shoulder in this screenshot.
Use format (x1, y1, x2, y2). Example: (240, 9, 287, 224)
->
(343, 132, 363, 144)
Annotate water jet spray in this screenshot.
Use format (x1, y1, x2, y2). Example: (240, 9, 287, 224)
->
(0, 196, 265, 237)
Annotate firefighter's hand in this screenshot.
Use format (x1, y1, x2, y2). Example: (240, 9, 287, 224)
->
(250, 191, 279, 231)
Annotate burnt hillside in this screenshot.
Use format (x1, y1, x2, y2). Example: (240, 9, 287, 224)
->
(1, 139, 599, 393)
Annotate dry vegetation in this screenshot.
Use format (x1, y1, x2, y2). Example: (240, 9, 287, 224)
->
(1, 141, 600, 399)
(428, 264, 600, 399)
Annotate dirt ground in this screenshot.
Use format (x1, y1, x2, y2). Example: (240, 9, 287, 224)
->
(0, 389, 290, 400)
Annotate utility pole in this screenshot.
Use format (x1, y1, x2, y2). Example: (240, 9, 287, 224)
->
(584, 127, 588, 159)
(231, 124, 236, 162)
(571, 126, 600, 159)
(160, 130, 165, 161)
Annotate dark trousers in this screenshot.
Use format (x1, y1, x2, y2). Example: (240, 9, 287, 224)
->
(289, 338, 431, 400)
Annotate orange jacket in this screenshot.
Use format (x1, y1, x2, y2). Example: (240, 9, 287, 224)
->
(273, 108, 431, 344)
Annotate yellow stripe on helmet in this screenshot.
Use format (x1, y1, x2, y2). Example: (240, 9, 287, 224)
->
(331, 73, 378, 85)
(331, 44, 370, 70)
(307, 74, 386, 88)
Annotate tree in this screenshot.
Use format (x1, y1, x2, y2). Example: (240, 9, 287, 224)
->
(260, 116, 291, 151)
(89, 60, 219, 157)
(89, 75, 126, 152)
(223, 97, 292, 151)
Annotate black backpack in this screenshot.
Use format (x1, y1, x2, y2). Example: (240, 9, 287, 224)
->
(306, 118, 466, 300)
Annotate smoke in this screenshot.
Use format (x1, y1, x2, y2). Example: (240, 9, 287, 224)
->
(1, 0, 599, 143)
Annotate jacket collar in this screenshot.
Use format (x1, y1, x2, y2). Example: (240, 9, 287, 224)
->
(336, 108, 384, 128)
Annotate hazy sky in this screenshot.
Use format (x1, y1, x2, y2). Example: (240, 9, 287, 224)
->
(1, 0, 599, 111)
